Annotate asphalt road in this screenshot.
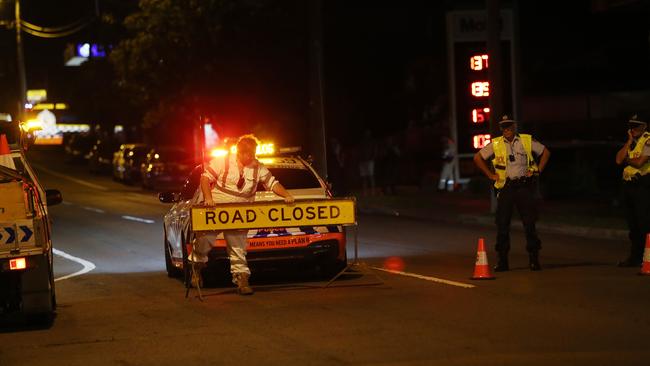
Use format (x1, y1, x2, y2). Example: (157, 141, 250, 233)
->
(1, 147, 649, 366)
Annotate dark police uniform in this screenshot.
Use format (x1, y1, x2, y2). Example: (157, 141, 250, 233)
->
(478, 121, 546, 271)
(619, 116, 650, 267)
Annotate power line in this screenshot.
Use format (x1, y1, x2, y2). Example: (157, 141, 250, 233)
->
(21, 18, 93, 38)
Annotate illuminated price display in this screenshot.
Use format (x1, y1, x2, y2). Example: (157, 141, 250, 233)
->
(470, 54, 489, 70)
(473, 134, 491, 149)
(472, 108, 490, 124)
(448, 9, 514, 174)
(451, 42, 512, 154)
(471, 81, 490, 97)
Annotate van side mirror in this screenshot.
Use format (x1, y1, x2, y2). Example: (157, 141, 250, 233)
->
(158, 191, 179, 203)
(46, 189, 63, 206)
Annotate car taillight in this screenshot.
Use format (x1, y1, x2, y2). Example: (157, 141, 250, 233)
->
(9, 258, 26, 270)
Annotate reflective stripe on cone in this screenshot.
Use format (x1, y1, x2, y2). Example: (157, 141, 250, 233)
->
(472, 237, 495, 280)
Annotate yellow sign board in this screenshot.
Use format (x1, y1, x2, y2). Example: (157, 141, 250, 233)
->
(191, 199, 356, 231)
(27, 89, 47, 103)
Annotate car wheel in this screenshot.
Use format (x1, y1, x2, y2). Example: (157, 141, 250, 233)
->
(164, 226, 182, 278)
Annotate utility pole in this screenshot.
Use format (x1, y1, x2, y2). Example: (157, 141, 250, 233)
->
(486, 0, 503, 213)
(308, 0, 327, 179)
(15, 0, 27, 120)
(486, 0, 502, 138)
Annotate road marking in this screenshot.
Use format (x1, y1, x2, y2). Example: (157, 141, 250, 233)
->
(121, 215, 155, 224)
(82, 206, 105, 214)
(371, 267, 476, 289)
(31, 163, 109, 191)
(53, 248, 96, 282)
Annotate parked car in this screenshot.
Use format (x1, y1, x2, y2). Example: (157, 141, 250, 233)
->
(64, 133, 95, 163)
(88, 139, 119, 174)
(159, 152, 347, 283)
(140, 146, 194, 191)
(112, 143, 149, 183)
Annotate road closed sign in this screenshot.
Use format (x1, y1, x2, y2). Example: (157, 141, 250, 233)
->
(191, 199, 356, 231)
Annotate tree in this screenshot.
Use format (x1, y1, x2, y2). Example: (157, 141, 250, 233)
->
(111, 0, 304, 143)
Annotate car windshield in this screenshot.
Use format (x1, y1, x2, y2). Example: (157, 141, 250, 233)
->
(130, 146, 148, 158)
(264, 167, 321, 190)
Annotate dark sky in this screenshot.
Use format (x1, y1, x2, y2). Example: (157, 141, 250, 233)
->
(3, 0, 650, 143)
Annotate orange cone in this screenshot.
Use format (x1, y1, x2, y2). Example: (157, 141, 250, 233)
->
(0, 134, 15, 170)
(472, 238, 495, 280)
(0, 134, 10, 154)
(639, 234, 650, 276)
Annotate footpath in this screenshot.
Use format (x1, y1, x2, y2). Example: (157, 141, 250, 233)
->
(354, 186, 628, 241)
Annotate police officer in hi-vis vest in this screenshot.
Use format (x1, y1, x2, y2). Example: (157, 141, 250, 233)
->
(473, 116, 551, 271)
(615, 114, 650, 267)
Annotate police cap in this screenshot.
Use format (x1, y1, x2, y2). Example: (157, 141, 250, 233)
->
(628, 114, 647, 127)
(498, 115, 517, 129)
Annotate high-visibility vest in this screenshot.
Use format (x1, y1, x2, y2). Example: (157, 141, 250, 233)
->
(491, 134, 539, 189)
(623, 132, 650, 181)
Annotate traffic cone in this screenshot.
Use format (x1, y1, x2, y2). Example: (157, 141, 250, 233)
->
(639, 234, 650, 276)
(0, 134, 15, 170)
(472, 238, 495, 280)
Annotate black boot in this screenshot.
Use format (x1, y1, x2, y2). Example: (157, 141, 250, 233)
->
(529, 252, 542, 271)
(494, 252, 509, 272)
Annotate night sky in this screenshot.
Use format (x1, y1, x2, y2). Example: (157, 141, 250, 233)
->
(2, 0, 649, 145)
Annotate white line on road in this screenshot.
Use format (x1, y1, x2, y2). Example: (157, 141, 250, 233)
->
(121, 215, 155, 224)
(31, 163, 109, 191)
(82, 206, 105, 213)
(371, 267, 476, 289)
(53, 248, 96, 282)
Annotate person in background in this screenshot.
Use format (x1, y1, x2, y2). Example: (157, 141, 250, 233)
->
(379, 135, 401, 195)
(615, 114, 650, 267)
(438, 136, 457, 192)
(326, 137, 346, 196)
(473, 116, 550, 272)
(359, 129, 377, 196)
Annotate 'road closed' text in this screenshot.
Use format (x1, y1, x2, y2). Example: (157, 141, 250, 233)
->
(191, 199, 355, 231)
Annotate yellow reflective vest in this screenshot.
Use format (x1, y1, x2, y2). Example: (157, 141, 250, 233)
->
(491, 134, 539, 189)
(623, 132, 650, 181)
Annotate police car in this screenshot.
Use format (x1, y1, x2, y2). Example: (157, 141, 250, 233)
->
(159, 145, 347, 282)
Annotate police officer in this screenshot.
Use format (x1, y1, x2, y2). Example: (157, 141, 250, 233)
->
(615, 114, 650, 267)
(190, 134, 294, 295)
(473, 116, 551, 271)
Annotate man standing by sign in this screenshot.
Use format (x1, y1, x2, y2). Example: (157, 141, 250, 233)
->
(190, 134, 295, 295)
(473, 116, 550, 272)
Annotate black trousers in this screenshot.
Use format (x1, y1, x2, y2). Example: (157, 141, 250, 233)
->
(622, 175, 650, 261)
(495, 178, 541, 254)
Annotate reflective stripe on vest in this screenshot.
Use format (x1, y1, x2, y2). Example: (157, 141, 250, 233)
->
(491, 134, 539, 189)
(207, 154, 260, 198)
(623, 132, 650, 181)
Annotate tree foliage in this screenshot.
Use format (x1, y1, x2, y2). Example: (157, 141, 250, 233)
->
(110, 0, 279, 132)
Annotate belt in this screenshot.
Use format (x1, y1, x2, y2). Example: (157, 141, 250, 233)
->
(505, 176, 534, 186)
(624, 173, 647, 183)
